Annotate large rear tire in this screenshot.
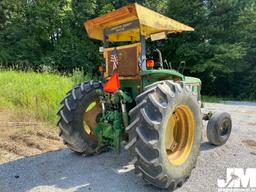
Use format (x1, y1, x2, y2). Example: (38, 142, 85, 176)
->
(126, 80, 202, 190)
(57, 81, 102, 155)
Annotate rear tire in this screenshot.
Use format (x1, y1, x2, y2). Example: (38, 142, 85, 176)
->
(57, 81, 102, 155)
(126, 80, 202, 190)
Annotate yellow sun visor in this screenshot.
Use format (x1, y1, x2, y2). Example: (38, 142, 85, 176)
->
(84, 3, 194, 42)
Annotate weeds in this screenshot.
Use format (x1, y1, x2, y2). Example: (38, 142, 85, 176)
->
(0, 70, 89, 125)
(70, 69, 92, 85)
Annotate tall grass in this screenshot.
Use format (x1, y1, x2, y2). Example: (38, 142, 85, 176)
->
(1, 70, 237, 126)
(70, 69, 92, 85)
(0, 70, 85, 124)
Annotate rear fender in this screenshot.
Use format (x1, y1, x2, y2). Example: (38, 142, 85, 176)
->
(141, 69, 184, 87)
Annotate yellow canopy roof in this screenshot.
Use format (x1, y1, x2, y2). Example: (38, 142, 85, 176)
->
(84, 3, 194, 42)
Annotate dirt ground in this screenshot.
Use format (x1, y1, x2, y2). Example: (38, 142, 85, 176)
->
(0, 102, 256, 192)
(0, 110, 64, 164)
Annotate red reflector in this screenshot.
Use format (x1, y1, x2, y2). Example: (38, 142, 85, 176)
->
(103, 73, 120, 93)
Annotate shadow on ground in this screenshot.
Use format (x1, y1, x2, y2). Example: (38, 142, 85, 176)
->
(0, 142, 219, 192)
(0, 149, 160, 192)
(200, 142, 218, 151)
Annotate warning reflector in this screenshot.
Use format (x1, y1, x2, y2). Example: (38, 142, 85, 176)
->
(103, 73, 120, 93)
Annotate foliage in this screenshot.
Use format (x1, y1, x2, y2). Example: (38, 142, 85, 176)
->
(164, 0, 255, 99)
(0, 0, 256, 99)
(70, 69, 92, 85)
(0, 0, 100, 72)
(0, 70, 82, 124)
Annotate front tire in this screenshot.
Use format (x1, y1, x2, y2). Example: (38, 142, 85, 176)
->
(126, 81, 202, 190)
(207, 112, 232, 146)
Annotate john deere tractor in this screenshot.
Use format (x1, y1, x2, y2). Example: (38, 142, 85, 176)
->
(57, 3, 232, 190)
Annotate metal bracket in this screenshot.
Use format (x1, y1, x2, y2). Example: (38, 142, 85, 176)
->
(202, 111, 213, 121)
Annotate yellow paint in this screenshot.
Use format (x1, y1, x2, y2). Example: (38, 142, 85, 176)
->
(165, 105, 195, 166)
(86, 101, 97, 112)
(84, 3, 194, 42)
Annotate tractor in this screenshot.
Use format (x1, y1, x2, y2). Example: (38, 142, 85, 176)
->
(57, 3, 232, 190)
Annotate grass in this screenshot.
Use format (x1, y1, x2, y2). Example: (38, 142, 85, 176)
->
(0, 70, 88, 125)
(201, 95, 237, 103)
(0, 70, 240, 125)
(202, 95, 223, 103)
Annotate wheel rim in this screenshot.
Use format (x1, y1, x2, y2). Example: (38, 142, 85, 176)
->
(165, 105, 195, 166)
(83, 100, 102, 135)
(219, 119, 230, 136)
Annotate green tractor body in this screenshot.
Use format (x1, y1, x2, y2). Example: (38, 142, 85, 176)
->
(57, 3, 231, 190)
(93, 71, 201, 152)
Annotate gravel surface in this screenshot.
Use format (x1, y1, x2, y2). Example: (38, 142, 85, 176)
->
(0, 102, 256, 192)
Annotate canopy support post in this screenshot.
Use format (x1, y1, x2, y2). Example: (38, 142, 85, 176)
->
(103, 32, 109, 48)
(140, 35, 146, 70)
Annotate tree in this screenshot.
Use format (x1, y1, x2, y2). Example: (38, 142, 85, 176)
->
(234, 1, 256, 99)
(165, 0, 253, 98)
(0, 0, 256, 99)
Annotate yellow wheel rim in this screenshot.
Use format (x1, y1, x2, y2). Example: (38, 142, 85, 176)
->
(83, 101, 102, 135)
(86, 102, 97, 112)
(165, 105, 195, 166)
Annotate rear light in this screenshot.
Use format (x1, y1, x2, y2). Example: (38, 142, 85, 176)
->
(146, 60, 154, 69)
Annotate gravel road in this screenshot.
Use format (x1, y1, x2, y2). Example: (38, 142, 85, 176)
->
(0, 102, 256, 192)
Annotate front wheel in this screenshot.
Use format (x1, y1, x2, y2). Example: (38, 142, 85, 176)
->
(126, 81, 202, 190)
(207, 112, 232, 146)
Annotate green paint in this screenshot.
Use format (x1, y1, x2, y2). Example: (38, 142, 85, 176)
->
(120, 79, 141, 100)
(184, 76, 201, 100)
(94, 69, 202, 152)
(93, 110, 123, 152)
(142, 69, 184, 80)
(141, 70, 201, 99)
(93, 90, 132, 152)
(141, 69, 184, 88)
(184, 76, 201, 85)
